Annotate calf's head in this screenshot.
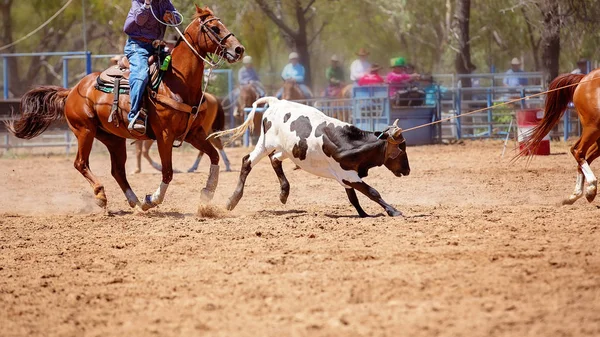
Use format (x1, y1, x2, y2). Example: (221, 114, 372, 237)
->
(381, 120, 410, 177)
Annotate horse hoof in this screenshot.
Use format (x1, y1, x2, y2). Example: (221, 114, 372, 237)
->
(586, 187, 597, 203)
(201, 188, 215, 202)
(187, 168, 197, 173)
(279, 193, 288, 204)
(132, 169, 141, 174)
(141, 195, 157, 211)
(95, 197, 107, 209)
(562, 197, 577, 205)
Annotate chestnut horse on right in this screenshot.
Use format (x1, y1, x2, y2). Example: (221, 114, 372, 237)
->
(519, 70, 600, 205)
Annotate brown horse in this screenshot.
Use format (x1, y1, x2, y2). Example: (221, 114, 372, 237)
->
(133, 93, 232, 173)
(282, 79, 308, 101)
(7, 6, 244, 211)
(235, 84, 263, 143)
(520, 71, 600, 205)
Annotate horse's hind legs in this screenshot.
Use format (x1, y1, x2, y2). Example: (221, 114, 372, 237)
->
(72, 126, 107, 208)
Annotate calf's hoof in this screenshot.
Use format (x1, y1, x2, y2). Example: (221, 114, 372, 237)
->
(279, 192, 289, 204)
(562, 195, 580, 205)
(387, 209, 403, 217)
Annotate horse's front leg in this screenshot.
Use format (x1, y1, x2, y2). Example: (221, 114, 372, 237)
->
(141, 136, 174, 211)
(187, 128, 220, 202)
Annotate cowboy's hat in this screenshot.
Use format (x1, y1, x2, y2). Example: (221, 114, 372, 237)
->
(331, 54, 339, 62)
(243, 55, 253, 64)
(356, 48, 369, 56)
(511, 57, 521, 65)
(391, 57, 406, 68)
(289, 52, 299, 60)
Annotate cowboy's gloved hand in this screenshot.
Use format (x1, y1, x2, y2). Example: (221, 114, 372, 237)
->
(163, 11, 174, 23)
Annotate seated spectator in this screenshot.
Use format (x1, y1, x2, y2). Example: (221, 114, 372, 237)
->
(386, 57, 420, 96)
(325, 54, 345, 97)
(503, 58, 527, 87)
(358, 64, 384, 86)
(421, 75, 447, 106)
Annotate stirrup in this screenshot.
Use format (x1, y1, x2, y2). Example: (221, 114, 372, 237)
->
(127, 110, 147, 136)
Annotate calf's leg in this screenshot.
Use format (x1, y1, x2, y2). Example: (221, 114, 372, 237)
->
(269, 153, 290, 204)
(345, 188, 369, 218)
(227, 145, 270, 210)
(343, 180, 402, 217)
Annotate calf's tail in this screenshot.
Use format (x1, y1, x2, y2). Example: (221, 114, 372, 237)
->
(208, 96, 278, 143)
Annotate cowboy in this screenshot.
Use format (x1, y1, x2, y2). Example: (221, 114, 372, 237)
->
(325, 54, 345, 97)
(238, 56, 265, 96)
(350, 48, 371, 82)
(123, 0, 181, 133)
(571, 58, 589, 75)
(358, 64, 384, 86)
(386, 57, 420, 96)
(503, 57, 527, 87)
(277, 52, 312, 98)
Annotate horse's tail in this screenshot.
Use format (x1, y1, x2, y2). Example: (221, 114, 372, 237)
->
(208, 96, 278, 143)
(6, 86, 70, 139)
(518, 73, 584, 157)
(212, 98, 226, 132)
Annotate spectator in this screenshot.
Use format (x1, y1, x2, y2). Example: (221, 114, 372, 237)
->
(571, 58, 589, 75)
(325, 54, 345, 97)
(421, 75, 447, 106)
(277, 52, 312, 98)
(234, 55, 265, 98)
(358, 64, 384, 86)
(386, 57, 420, 96)
(350, 48, 371, 82)
(503, 58, 527, 87)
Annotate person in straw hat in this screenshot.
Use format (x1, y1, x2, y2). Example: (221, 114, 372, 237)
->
(350, 48, 371, 82)
(571, 58, 589, 75)
(503, 57, 527, 87)
(325, 54, 345, 97)
(357, 63, 384, 86)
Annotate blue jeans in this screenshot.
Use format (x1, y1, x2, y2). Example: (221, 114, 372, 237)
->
(124, 38, 155, 121)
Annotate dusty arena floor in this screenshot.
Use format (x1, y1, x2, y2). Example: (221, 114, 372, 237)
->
(1, 140, 599, 336)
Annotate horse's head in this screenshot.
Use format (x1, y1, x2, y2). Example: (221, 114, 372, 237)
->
(238, 84, 258, 109)
(282, 79, 302, 100)
(185, 5, 245, 63)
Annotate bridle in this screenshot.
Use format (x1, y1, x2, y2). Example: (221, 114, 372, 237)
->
(175, 15, 235, 67)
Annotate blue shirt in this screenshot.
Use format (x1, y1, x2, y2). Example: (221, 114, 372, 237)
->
(238, 67, 260, 85)
(503, 69, 528, 87)
(281, 63, 305, 83)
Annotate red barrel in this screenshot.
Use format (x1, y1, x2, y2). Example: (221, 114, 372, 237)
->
(517, 109, 550, 155)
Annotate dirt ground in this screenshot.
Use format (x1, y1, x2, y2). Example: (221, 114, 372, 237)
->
(1, 140, 599, 337)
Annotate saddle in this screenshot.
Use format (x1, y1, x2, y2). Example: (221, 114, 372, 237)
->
(96, 55, 162, 95)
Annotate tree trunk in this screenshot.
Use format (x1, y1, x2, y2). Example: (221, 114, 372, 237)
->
(294, 1, 312, 88)
(0, 0, 21, 97)
(539, 0, 561, 83)
(453, 0, 475, 89)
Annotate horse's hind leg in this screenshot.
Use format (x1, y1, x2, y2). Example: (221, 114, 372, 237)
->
(569, 128, 600, 203)
(211, 137, 231, 172)
(141, 135, 174, 211)
(133, 140, 143, 174)
(269, 152, 290, 204)
(96, 130, 141, 209)
(71, 125, 107, 208)
(143, 140, 162, 171)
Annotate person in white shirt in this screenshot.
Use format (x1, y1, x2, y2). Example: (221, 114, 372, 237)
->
(350, 48, 371, 82)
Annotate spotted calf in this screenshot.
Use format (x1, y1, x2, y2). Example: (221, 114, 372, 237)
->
(209, 97, 410, 217)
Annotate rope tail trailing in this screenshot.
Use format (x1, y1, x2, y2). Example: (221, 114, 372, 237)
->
(5, 86, 71, 139)
(208, 96, 278, 143)
(517, 73, 585, 158)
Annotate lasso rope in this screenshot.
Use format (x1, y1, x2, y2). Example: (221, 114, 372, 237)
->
(402, 75, 600, 133)
(0, 0, 75, 52)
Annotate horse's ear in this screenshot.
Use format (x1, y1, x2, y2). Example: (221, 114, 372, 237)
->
(195, 4, 202, 13)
